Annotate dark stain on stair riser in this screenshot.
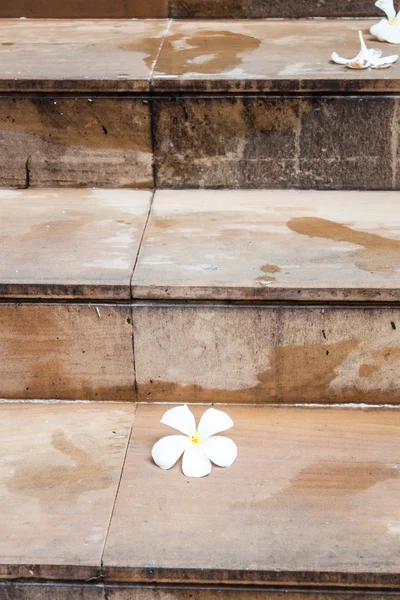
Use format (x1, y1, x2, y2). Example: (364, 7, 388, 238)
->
(0, 0, 168, 17)
(153, 96, 395, 189)
(169, 0, 382, 18)
(0, 0, 381, 17)
(0, 96, 152, 188)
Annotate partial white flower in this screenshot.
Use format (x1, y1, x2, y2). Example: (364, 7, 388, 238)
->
(151, 405, 237, 478)
(332, 30, 398, 69)
(370, 0, 400, 43)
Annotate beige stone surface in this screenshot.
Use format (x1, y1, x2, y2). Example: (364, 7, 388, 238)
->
(0, 402, 135, 580)
(153, 19, 400, 92)
(132, 190, 400, 301)
(0, 97, 153, 188)
(0, 19, 168, 92)
(103, 404, 400, 586)
(133, 305, 400, 404)
(0, 304, 135, 401)
(0, 189, 151, 300)
(106, 589, 400, 600)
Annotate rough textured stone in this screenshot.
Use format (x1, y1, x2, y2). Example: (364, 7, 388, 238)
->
(133, 305, 400, 404)
(0, 0, 168, 17)
(0, 97, 152, 188)
(0, 583, 104, 599)
(106, 589, 400, 600)
(153, 96, 396, 189)
(298, 96, 395, 190)
(153, 96, 300, 188)
(170, 0, 380, 18)
(0, 304, 135, 401)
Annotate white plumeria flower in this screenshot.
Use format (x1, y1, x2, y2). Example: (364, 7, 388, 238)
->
(151, 405, 238, 478)
(370, 0, 400, 43)
(332, 30, 398, 69)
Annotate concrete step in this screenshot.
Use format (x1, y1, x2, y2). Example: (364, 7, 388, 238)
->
(0, 18, 399, 189)
(1, 401, 399, 597)
(0, 188, 399, 404)
(0, 0, 381, 18)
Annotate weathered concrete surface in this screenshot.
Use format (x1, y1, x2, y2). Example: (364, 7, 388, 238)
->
(0, 189, 151, 300)
(0, 97, 153, 188)
(103, 404, 400, 586)
(0, 403, 134, 581)
(153, 96, 396, 189)
(169, 0, 381, 18)
(0, 304, 135, 401)
(0, 19, 167, 92)
(0, 0, 168, 17)
(133, 306, 400, 404)
(133, 190, 400, 302)
(152, 20, 400, 93)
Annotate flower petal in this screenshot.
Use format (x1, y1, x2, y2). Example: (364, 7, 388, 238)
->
(375, 0, 396, 21)
(373, 52, 399, 67)
(203, 436, 238, 468)
(370, 18, 400, 43)
(152, 435, 190, 470)
(160, 404, 196, 436)
(197, 407, 234, 439)
(182, 446, 212, 478)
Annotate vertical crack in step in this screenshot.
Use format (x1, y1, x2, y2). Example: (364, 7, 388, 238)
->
(25, 155, 32, 189)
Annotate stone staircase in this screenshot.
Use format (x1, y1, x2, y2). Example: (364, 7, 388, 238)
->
(0, 2, 400, 599)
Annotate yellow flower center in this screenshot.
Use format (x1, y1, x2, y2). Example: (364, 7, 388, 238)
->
(190, 433, 203, 446)
(389, 18, 396, 25)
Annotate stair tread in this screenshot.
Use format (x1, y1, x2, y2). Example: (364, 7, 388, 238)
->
(0, 401, 135, 581)
(0, 189, 151, 300)
(2, 188, 400, 302)
(0, 19, 168, 92)
(2, 402, 398, 586)
(1, 18, 400, 93)
(103, 404, 400, 586)
(133, 189, 400, 302)
(152, 19, 400, 93)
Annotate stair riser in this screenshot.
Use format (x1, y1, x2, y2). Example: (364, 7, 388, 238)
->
(134, 305, 400, 404)
(0, 97, 152, 189)
(2, 588, 400, 600)
(1, 303, 399, 403)
(0, 0, 381, 18)
(0, 304, 135, 401)
(2, 95, 396, 190)
(154, 96, 398, 190)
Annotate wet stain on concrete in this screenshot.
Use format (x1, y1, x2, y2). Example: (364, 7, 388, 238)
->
(287, 217, 400, 273)
(7, 430, 113, 507)
(155, 30, 261, 75)
(260, 264, 281, 274)
(139, 338, 360, 403)
(278, 462, 400, 498)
